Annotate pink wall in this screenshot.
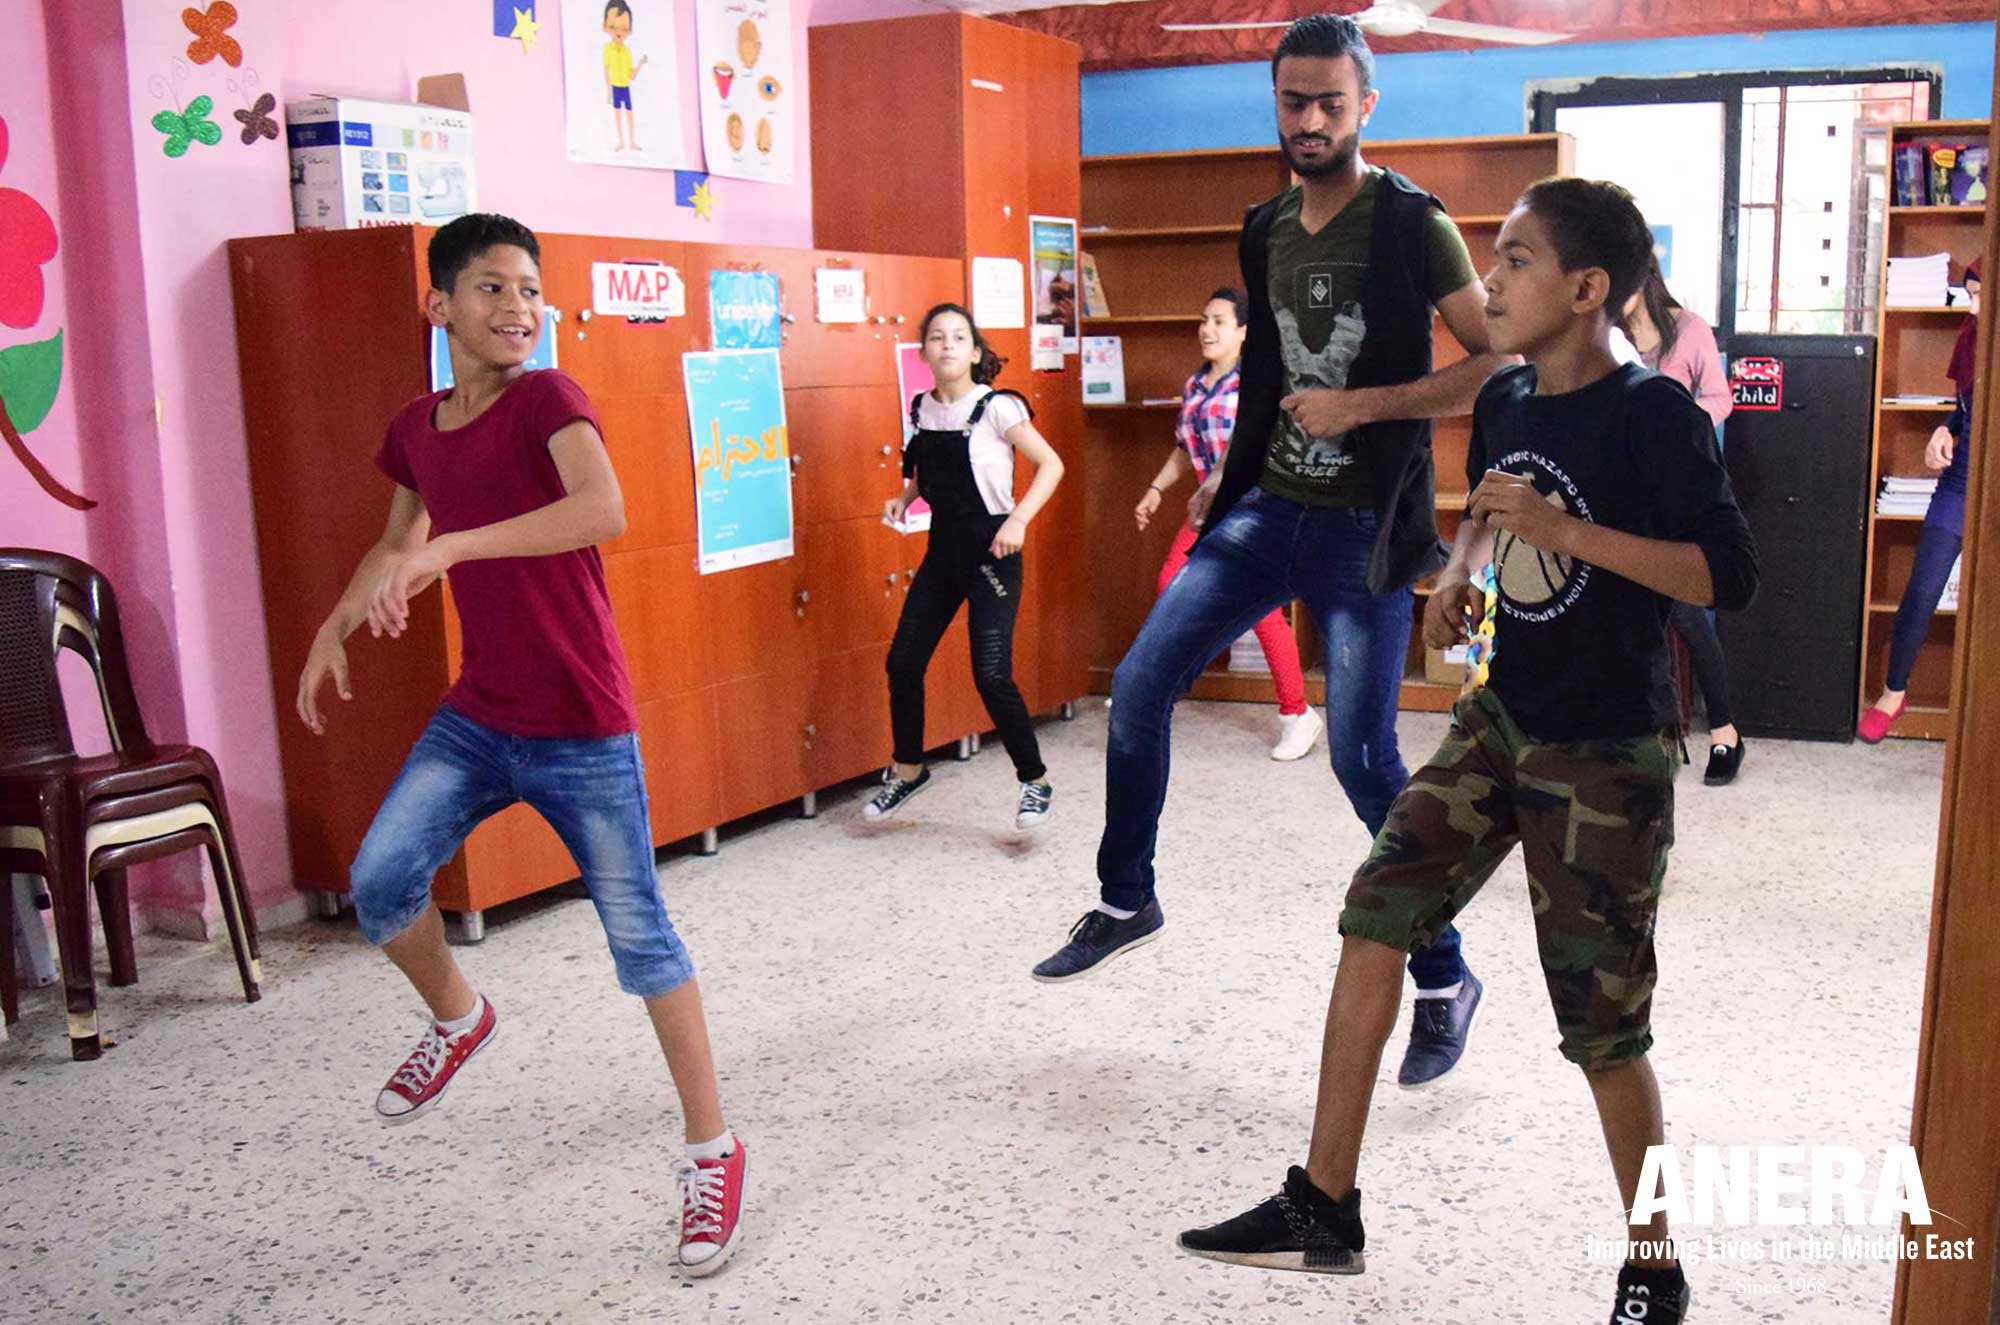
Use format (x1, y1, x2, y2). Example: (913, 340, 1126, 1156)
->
(13, 0, 826, 934)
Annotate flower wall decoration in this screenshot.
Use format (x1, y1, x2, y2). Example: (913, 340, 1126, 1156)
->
(0, 115, 92, 510)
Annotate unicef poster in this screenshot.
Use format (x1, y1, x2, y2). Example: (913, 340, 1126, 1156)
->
(682, 348, 793, 573)
(708, 269, 782, 349)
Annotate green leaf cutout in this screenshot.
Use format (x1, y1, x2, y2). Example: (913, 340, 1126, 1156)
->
(0, 330, 65, 434)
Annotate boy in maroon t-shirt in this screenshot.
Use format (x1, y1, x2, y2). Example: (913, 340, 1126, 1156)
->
(296, 214, 745, 1277)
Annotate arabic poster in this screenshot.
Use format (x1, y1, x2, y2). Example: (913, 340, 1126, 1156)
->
(682, 348, 794, 573)
(695, 0, 793, 184)
(1029, 215, 1079, 352)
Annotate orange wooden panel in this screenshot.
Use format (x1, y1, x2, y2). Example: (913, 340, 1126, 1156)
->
(597, 392, 697, 554)
(713, 671, 813, 821)
(800, 516, 905, 655)
(1084, 153, 1286, 229)
(1881, 319, 1973, 399)
(454, 802, 578, 913)
(1087, 237, 1245, 321)
(809, 16, 966, 258)
(805, 643, 895, 787)
(640, 687, 723, 846)
(604, 544, 704, 703)
(772, 248, 904, 387)
(879, 256, 968, 333)
(227, 227, 453, 898)
(960, 19, 1034, 268)
(787, 385, 906, 526)
(698, 552, 812, 686)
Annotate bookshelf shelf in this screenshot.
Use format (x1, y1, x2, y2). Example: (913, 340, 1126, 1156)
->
(1889, 205, 1986, 216)
(1081, 225, 1242, 241)
(1870, 602, 1958, 616)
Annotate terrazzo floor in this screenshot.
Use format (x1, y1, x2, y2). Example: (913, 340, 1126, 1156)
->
(0, 700, 1946, 1324)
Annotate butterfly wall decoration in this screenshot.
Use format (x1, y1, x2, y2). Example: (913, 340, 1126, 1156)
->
(153, 95, 223, 158)
(235, 92, 278, 145)
(184, 2, 243, 68)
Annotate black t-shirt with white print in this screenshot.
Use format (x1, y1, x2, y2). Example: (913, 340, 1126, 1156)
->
(1467, 362, 1758, 742)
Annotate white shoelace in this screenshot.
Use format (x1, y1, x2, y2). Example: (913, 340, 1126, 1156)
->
(674, 1157, 727, 1238)
(389, 1024, 452, 1095)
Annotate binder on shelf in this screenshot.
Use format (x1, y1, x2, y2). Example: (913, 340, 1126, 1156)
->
(1893, 143, 1928, 206)
(1079, 252, 1110, 318)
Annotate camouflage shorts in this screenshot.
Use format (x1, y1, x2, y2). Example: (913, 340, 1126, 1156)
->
(1339, 687, 1678, 1072)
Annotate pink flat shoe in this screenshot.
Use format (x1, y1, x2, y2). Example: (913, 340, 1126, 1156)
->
(1858, 697, 1906, 744)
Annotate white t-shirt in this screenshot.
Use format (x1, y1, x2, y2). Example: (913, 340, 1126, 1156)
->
(911, 386, 1030, 516)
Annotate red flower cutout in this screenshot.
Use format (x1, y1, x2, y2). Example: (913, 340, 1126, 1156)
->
(0, 117, 60, 330)
(184, 2, 243, 68)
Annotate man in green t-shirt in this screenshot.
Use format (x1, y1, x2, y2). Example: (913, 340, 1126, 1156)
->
(1036, 15, 1515, 1094)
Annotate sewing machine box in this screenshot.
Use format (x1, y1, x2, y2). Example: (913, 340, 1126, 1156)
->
(285, 96, 477, 232)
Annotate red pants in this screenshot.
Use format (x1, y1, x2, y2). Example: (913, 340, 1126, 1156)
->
(1157, 522, 1308, 716)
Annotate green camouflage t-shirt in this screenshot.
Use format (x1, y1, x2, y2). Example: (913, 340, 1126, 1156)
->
(1260, 172, 1480, 507)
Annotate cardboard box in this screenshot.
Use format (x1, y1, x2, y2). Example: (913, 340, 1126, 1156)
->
(1424, 644, 1470, 687)
(285, 95, 476, 232)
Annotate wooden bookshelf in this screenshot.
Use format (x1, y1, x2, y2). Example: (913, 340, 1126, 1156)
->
(1079, 133, 1571, 709)
(1861, 119, 1989, 741)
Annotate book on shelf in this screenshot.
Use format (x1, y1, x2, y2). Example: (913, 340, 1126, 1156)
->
(1941, 556, 1962, 612)
(1877, 474, 1938, 516)
(1927, 142, 1990, 207)
(1079, 252, 1110, 318)
(1884, 393, 1955, 406)
(1894, 143, 1928, 206)
(1886, 252, 1951, 308)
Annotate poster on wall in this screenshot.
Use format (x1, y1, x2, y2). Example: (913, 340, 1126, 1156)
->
(888, 343, 933, 534)
(708, 269, 782, 348)
(695, 0, 794, 185)
(1029, 215, 1079, 353)
(431, 309, 559, 389)
(815, 267, 865, 323)
(560, 0, 691, 169)
(970, 256, 1026, 330)
(683, 348, 794, 572)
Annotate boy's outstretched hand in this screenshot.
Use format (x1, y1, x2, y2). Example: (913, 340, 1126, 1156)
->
(1469, 471, 1571, 551)
(1423, 577, 1485, 650)
(296, 629, 352, 735)
(366, 543, 450, 639)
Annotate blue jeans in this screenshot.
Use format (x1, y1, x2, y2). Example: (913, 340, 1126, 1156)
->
(1097, 489, 1466, 989)
(350, 706, 695, 998)
(1886, 488, 1965, 692)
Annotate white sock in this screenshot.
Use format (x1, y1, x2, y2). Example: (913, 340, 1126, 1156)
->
(1414, 982, 1463, 1001)
(436, 993, 485, 1034)
(686, 1128, 736, 1162)
(1095, 902, 1139, 921)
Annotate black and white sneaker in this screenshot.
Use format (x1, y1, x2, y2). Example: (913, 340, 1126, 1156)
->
(1178, 1167, 1366, 1275)
(1030, 900, 1162, 982)
(862, 768, 931, 821)
(1015, 781, 1053, 831)
(1609, 1262, 1690, 1323)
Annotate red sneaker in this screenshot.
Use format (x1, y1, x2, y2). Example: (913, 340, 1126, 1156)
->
(674, 1137, 748, 1277)
(373, 997, 498, 1125)
(1858, 697, 1906, 744)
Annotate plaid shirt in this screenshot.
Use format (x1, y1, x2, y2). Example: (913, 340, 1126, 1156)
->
(1175, 362, 1240, 484)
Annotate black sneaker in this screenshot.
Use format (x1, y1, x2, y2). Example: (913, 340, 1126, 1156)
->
(1397, 969, 1483, 1088)
(1015, 781, 1053, 831)
(1703, 739, 1745, 786)
(1609, 1262, 1690, 1323)
(1178, 1167, 1366, 1274)
(1030, 899, 1162, 982)
(862, 768, 931, 822)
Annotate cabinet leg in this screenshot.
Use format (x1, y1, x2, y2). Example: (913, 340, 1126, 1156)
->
(698, 828, 719, 856)
(970, 732, 982, 754)
(955, 736, 973, 761)
(1060, 701, 1076, 721)
(446, 910, 486, 945)
(801, 791, 818, 819)
(308, 890, 346, 921)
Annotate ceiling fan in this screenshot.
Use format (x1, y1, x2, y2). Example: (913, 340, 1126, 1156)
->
(1162, 0, 1570, 46)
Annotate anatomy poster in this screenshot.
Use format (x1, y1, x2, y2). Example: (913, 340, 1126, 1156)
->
(695, 0, 793, 185)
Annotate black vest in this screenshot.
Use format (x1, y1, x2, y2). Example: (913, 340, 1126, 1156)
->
(1204, 167, 1448, 594)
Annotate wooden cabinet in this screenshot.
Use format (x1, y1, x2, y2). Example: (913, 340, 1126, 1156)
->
(811, 11, 1091, 742)
(229, 224, 1040, 922)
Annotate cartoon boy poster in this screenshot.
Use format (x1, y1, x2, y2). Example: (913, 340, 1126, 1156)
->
(560, 0, 691, 169)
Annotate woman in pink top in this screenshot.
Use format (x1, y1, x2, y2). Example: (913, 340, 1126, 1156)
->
(1622, 260, 1745, 785)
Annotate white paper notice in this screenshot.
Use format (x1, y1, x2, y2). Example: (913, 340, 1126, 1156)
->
(971, 256, 1026, 329)
(1081, 336, 1125, 405)
(592, 261, 686, 318)
(1031, 323, 1062, 372)
(815, 267, 866, 323)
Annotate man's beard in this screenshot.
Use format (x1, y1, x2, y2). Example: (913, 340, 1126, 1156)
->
(1282, 129, 1360, 178)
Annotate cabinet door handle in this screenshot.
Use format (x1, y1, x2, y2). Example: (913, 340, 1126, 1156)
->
(780, 313, 798, 325)
(796, 589, 811, 603)
(870, 315, 888, 325)
(894, 314, 906, 325)
(880, 444, 894, 457)
(791, 453, 802, 470)
(804, 723, 818, 737)
(886, 573, 900, 586)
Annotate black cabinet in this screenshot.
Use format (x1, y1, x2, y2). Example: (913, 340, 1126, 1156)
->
(1715, 334, 1875, 741)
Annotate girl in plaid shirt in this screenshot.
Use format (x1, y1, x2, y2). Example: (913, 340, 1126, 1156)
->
(1134, 288, 1321, 761)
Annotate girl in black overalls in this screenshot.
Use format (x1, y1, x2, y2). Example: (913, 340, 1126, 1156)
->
(865, 303, 1067, 830)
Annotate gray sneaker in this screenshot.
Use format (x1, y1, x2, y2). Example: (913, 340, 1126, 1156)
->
(1015, 781, 1053, 831)
(862, 768, 931, 821)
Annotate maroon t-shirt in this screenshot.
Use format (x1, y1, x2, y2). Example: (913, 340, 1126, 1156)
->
(375, 369, 638, 738)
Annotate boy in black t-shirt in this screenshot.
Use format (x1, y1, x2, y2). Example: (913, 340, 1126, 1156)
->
(1176, 178, 1756, 1325)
